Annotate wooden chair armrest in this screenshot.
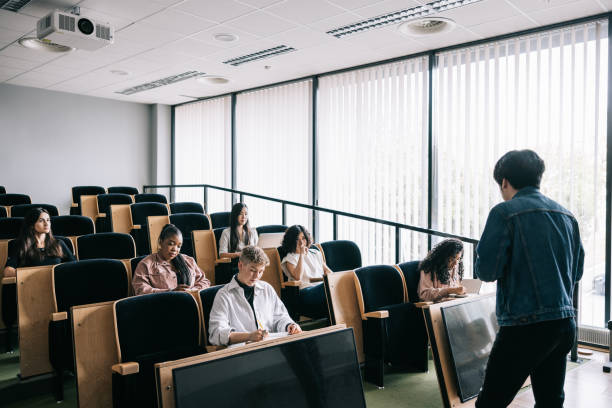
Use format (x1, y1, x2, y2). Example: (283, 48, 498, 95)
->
(71, 203, 78, 208)
(363, 311, 389, 319)
(206, 345, 226, 352)
(97, 213, 106, 218)
(51, 312, 68, 321)
(1, 277, 16, 285)
(132, 224, 141, 230)
(414, 301, 433, 308)
(215, 258, 231, 264)
(282, 281, 301, 288)
(310, 277, 324, 283)
(112, 362, 139, 375)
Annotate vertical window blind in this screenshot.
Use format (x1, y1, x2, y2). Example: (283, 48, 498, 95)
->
(235, 80, 312, 228)
(174, 96, 232, 213)
(433, 20, 608, 326)
(317, 57, 430, 265)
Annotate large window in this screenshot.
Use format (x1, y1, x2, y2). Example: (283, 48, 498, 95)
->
(317, 57, 430, 265)
(235, 80, 312, 228)
(174, 96, 231, 213)
(433, 21, 608, 326)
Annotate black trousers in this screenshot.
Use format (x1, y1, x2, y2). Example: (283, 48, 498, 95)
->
(476, 317, 575, 408)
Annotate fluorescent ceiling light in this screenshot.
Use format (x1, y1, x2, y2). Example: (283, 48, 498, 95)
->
(115, 71, 206, 95)
(223, 45, 296, 67)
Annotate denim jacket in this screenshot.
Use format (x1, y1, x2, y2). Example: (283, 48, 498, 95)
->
(475, 187, 584, 326)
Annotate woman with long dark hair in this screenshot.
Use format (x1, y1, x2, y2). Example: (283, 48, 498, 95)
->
(280, 225, 332, 318)
(3, 208, 75, 278)
(418, 238, 466, 302)
(218, 203, 258, 259)
(132, 224, 210, 295)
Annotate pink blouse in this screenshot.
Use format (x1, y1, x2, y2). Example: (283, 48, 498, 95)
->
(132, 253, 210, 295)
(417, 265, 462, 302)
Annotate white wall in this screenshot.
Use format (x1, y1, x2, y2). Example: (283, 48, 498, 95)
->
(0, 84, 155, 214)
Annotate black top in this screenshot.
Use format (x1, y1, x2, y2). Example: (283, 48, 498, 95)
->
(6, 240, 75, 268)
(234, 275, 258, 328)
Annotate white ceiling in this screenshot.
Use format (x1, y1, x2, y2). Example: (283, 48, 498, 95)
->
(0, 0, 609, 105)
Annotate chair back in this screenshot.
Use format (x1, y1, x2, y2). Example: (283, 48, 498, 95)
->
(198, 285, 224, 345)
(255, 225, 287, 235)
(169, 213, 211, 257)
(130, 255, 147, 274)
(71, 186, 105, 204)
(51, 216, 95, 237)
(213, 228, 224, 256)
(209, 211, 230, 229)
(0, 217, 23, 239)
(130, 203, 169, 255)
(170, 202, 204, 214)
(113, 292, 201, 407)
(397, 261, 421, 303)
(0, 207, 6, 218)
(97, 193, 133, 215)
(10, 235, 75, 258)
(134, 193, 167, 204)
(0, 186, 5, 194)
(107, 186, 138, 195)
(10, 204, 59, 218)
(0, 194, 31, 206)
(76, 233, 136, 260)
(354, 265, 406, 313)
(53, 259, 129, 313)
(320, 240, 362, 272)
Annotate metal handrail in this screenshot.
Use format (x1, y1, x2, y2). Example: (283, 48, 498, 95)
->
(143, 183, 480, 264)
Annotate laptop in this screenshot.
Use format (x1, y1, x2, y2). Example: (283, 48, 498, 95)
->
(462, 278, 483, 294)
(257, 232, 285, 249)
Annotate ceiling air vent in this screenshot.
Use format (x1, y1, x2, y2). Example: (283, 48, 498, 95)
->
(326, 0, 483, 38)
(0, 0, 34, 12)
(115, 71, 206, 95)
(223, 45, 296, 66)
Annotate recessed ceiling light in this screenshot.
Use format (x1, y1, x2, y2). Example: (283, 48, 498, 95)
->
(110, 69, 130, 76)
(398, 17, 456, 36)
(214, 33, 239, 42)
(18, 37, 74, 53)
(197, 76, 230, 85)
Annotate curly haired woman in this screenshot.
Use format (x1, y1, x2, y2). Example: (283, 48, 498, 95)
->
(418, 238, 466, 302)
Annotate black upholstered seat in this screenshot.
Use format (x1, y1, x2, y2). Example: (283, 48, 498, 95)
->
(209, 211, 230, 229)
(0, 217, 22, 239)
(355, 264, 428, 387)
(10, 203, 59, 218)
(134, 193, 167, 204)
(96, 193, 133, 232)
(320, 240, 362, 272)
(0, 194, 31, 206)
(0, 186, 5, 194)
(70, 186, 105, 215)
(397, 261, 421, 303)
(130, 255, 147, 274)
(255, 225, 287, 235)
(170, 202, 204, 214)
(198, 285, 224, 346)
(0, 208, 7, 218)
(169, 213, 210, 257)
(108, 186, 139, 195)
(7, 236, 75, 258)
(49, 259, 129, 401)
(51, 216, 95, 238)
(112, 292, 203, 408)
(130, 203, 169, 256)
(76, 233, 136, 260)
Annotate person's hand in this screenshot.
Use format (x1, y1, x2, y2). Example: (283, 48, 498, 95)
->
(248, 329, 268, 342)
(174, 284, 191, 292)
(448, 286, 466, 295)
(287, 324, 302, 335)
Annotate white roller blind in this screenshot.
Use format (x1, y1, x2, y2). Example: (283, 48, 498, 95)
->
(174, 96, 232, 213)
(317, 57, 429, 265)
(433, 21, 608, 327)
(235, 80, 312, 228)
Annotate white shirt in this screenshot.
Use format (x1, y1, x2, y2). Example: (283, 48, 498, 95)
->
(218, 227, 258, 254)
(208, 277, 295, 346)
(281, 249, 325, 286)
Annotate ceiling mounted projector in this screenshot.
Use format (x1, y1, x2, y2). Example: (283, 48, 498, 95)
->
(36, 10, 114, 51)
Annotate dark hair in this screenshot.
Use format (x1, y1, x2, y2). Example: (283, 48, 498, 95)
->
(418, 239, 464, 284)
(280, 225, 313, 257)
(229, 203, 251, 252)
(493, 149, 545, 189)
(158, 224, 191, 286)
(16, 208, 63, 267)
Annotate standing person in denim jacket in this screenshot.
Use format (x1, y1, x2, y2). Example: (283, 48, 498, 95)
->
(474, 150, 584, 408)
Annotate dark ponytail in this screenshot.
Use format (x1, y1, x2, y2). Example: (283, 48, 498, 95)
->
(159, 224, 191, 286)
